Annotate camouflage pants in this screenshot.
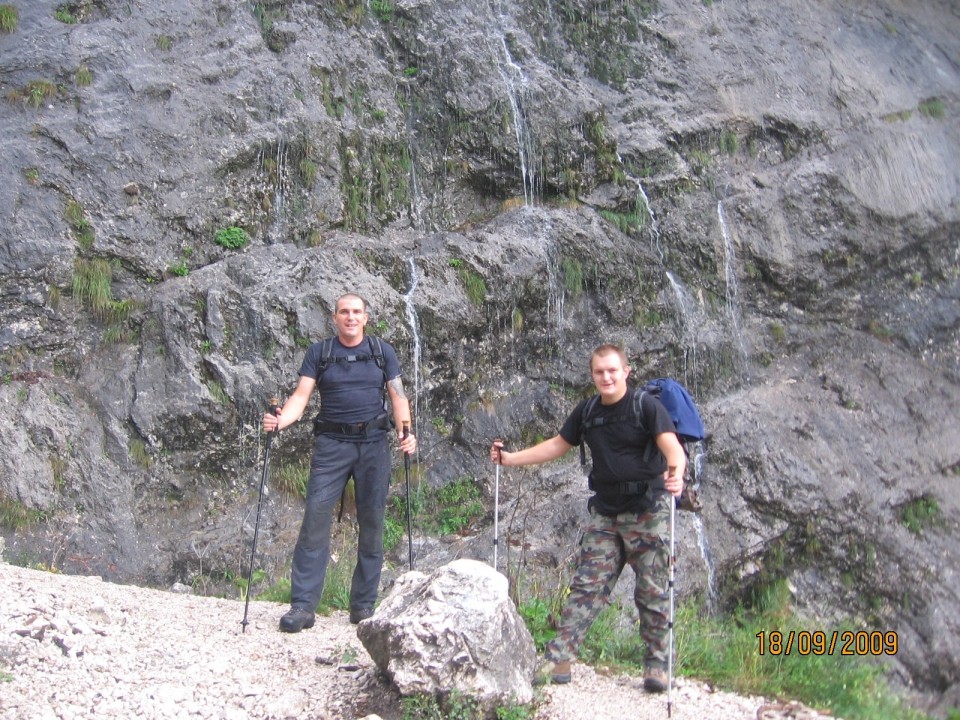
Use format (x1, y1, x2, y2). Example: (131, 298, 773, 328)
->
(545, 494, 672, 669)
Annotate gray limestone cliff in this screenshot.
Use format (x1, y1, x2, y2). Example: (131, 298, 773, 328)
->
(0, 0, 958, 714)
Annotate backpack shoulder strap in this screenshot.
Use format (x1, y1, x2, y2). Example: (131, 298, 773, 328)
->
(632, 387, 647, 430)
(315, 337, 335, 382)
(367, 336, 389, 409)
(367, 336, 386, 370)
(579, 395, 600, 467)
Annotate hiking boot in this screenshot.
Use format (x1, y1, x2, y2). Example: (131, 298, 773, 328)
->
(279, 606, 315, 633)
(534, 659, 572, 685)
(643, 666, 668, 693)
(349, 607, 374, 625)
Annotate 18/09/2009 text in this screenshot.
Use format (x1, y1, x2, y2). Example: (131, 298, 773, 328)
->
(756, 630, 898, 656)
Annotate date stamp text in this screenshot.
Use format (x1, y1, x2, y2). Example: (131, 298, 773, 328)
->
(756, 630, 898, 656)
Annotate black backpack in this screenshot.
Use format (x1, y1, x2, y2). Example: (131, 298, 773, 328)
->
(314, 335, 389, 408)
(578, 379, 706, 512)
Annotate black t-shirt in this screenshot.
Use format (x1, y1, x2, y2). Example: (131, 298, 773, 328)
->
(298, 336, 401, 440)
(559, 388, 677, 516)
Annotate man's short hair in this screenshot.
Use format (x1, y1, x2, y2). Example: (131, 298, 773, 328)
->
(334, 292, 368, 313)
(590, 343, 629, 371)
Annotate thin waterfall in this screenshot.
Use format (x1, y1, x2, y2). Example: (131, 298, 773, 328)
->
(690, 442, 718, 611)
(403, 257, 422, 441)
(498, 38, 535, 204)
(718, 200, 748, 366)
(637, 181, 665, 264)
(492, 3, 537, 204)
(664, 270, 701, 383)
(693, 514, 718, 612)
(664, 271, 694, 320)
(402, 256, 422, 564)
(400, 80, 424, 437)
(635, 180, 655, 232)
(274, 139, 287, 217)
(619, 155, 663, 262)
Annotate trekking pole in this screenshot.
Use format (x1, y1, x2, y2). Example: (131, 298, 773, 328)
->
(667, 465, 677, 717)
(493, 438, 502, 571)
(241, 398, 280, 633)
(403, 421, 414, 570)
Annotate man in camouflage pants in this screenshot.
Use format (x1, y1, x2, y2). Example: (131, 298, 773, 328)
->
(491, 343, 686, 692)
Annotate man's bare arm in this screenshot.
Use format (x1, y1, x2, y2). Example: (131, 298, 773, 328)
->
(388, 377, 407, 400)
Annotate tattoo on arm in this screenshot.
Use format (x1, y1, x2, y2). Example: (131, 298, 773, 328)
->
(389, 377, 407, 400)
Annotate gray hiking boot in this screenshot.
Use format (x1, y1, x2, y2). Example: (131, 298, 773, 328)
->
(349, 607, 374, 625)
(279, 606, 315, 633)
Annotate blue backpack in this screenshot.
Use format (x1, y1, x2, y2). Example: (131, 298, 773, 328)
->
(640, 378, 706, 444)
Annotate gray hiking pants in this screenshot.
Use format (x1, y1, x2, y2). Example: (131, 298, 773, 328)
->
(290, 434, 391, 613)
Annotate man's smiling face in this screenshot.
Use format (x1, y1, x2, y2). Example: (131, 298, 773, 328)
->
(591, 350, 630, 404)
(333, 295, 368, 346)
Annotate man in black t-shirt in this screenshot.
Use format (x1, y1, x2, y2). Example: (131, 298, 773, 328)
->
(490, 343, 685, 692)
(264, 293, 417, 632)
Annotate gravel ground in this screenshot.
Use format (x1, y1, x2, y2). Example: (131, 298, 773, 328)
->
(0, 562, 831, 720)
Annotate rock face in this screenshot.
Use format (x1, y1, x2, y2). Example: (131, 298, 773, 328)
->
(0, 0, 958, 712)
(357, 559, 536, 713)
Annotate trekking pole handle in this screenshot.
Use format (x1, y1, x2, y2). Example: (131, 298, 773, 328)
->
(266, 397, 281, 433)
(668, 464, 681, 496)
(402, 421, 414, 460)
(402, 420, 414, 570)
(493, 437, 503, 464)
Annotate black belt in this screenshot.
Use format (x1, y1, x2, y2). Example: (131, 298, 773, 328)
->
(313, 413, 391, 437)
(588, 477, 651, 496)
